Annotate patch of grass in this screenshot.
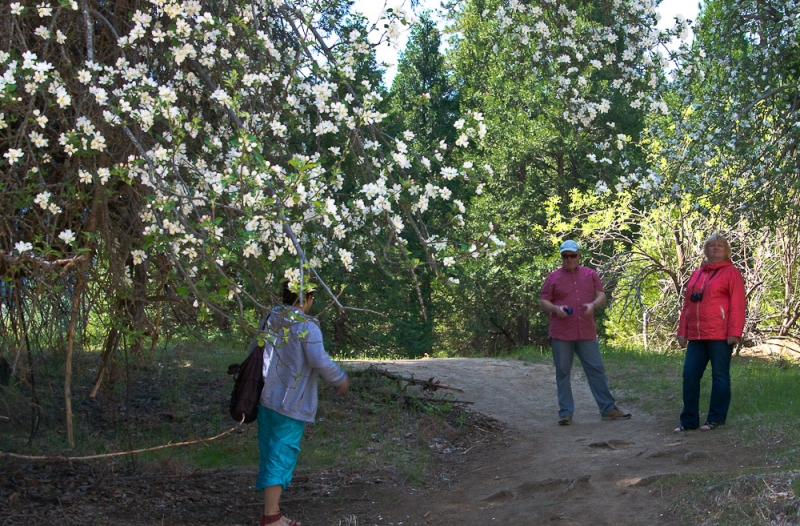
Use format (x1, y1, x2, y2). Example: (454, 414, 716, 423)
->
(514, 344, 686, 416)
(0, 337, 255, 463)
(187, 434, 259, 469)
(301, 367, 484, 486)
(1, 338, 492, 495)
(595, 344, 685, 415)
(730, 358, 800, 444)
(668, 471, 800, 525)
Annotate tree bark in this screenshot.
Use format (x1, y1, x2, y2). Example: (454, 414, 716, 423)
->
(65, 276, 86, 449)
(89, 325, 119, 399)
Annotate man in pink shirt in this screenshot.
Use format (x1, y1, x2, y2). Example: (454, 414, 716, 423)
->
(539, 240, 631, 426)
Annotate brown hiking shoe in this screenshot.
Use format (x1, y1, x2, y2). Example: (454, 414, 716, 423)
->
(558, 416, 572, 426)
(602, 408, 631, 420)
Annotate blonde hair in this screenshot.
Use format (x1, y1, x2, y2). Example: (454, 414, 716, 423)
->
(703, 232, 732, 260)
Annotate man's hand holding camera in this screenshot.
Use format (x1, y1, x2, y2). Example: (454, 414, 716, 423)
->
(555, 305, 572, 318)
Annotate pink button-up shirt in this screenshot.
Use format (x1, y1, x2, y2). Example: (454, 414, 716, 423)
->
(540, 266, 604, 341)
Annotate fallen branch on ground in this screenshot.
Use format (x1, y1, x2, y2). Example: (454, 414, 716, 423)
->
(365, 367, 465, 393)
(395, 394, 473, 406)
(0, 416, 245, 462)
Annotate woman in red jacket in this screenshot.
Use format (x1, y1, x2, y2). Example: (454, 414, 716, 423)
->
(674, 233, 746, 433)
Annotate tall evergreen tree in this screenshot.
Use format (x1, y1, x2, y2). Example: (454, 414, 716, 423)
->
(443, 0, 655, 351)
(389, 15, 459, 151)
(321, 14, 465, 357)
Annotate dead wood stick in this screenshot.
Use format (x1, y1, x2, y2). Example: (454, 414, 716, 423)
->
(395, 394, 473, 406)
(0, 417, 245, 462)
(372, 368, 465, 393)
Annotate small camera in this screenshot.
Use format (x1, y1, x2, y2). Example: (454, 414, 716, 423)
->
(564, 307, 573, 315)
(690, 292, 703, 302)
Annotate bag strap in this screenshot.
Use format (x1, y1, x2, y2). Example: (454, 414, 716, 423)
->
(246, 313, 271, 357)
(691, 268, 721, 295)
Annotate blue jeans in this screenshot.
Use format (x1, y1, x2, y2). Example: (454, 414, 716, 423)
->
(551, 339, 617, 417)
(680, 340, 733, 428)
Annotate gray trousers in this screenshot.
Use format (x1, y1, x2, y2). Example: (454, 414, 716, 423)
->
(551, 339, 616, 418)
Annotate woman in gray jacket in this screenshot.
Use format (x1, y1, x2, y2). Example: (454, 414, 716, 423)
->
(257, 283, 349, 526)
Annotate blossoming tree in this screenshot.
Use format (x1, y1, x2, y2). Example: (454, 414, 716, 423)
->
(1, 0, 666, 445)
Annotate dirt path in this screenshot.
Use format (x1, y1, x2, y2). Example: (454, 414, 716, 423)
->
(0, 357, 761, 526)
(344, 357, 757, 526)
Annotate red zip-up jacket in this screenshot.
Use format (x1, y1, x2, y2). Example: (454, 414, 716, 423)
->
(677, 259, 746, 341)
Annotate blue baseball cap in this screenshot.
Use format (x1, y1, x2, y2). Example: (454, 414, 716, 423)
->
(559, 240, 580, 253)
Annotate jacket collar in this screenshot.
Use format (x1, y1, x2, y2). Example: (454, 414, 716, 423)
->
(701, 259, 732, 271)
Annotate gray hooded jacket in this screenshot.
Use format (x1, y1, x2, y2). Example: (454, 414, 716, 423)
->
(258, 305, 348, 423)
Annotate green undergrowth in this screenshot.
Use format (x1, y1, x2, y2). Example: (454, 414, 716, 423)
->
(301, 366, 475, 485)
(516, 343, 800, 440)
(0, 338, 483, 489)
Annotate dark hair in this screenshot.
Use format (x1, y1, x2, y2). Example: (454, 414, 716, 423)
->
(282, 281, 315, 306)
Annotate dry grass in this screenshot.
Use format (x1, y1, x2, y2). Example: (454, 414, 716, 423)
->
(670, 471, 800, 525)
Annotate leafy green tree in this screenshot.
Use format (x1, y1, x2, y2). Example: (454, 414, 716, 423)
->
(321, 13, 466, 358)
(441, 0, 659, 351)
(389, 14, 459, 152)
(626, 0, 800, 347)
(0, 0, 487, 444)
(648, 0, 800, 223)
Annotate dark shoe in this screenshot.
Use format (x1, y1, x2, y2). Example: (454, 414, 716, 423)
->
(674, 424, 699, 432)
(602, 407, 632, 420)
(700, 421, 722, 431)
(558, 416, 572, 426)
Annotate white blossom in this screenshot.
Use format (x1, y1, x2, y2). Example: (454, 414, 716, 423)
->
(338, 248, 353, 271)
(97, 167, 110, 185)
(15, 241, 33, 253)
(59, 229, 76, 245)
(78, 170, 92, 184)
(4, 148, 24, 164)
(132, 249, 147, 265)
(210, 88, 232, 106)
(29, 130, 48, 147)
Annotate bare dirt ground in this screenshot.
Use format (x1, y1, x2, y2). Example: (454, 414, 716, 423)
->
(337, 357, 760, 526)
(0, 357, 765, 525)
